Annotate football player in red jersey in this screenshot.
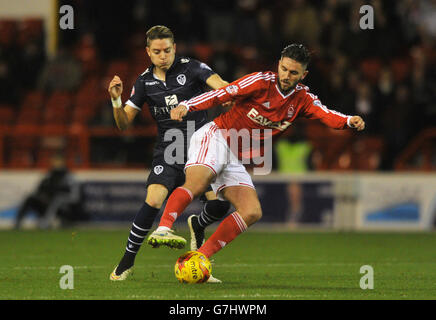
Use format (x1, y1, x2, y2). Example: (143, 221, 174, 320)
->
(148, 44, 365, 266)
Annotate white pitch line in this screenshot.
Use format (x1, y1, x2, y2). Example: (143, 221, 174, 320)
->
(14, 293, 314, 300)
(7, 261, 434, 271)
(6, 263, 342, 271)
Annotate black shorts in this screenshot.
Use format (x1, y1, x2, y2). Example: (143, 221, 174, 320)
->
(146, 156, 212, 201)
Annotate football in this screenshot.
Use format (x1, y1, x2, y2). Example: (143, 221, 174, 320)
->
(174, 251, 212, 283)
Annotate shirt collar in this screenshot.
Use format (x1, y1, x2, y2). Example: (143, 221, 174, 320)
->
(275, 83, 295, 99)
(149, 55, 180, 76)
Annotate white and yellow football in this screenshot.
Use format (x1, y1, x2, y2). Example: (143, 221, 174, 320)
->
(174, 251, 212, 284)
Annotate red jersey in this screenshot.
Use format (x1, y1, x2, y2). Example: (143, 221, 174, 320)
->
(180, 71, 352, 159)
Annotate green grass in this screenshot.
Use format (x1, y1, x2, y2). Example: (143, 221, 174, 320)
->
(1, 229, 436, 300)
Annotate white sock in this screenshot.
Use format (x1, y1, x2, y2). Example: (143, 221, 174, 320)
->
(156, 226, 170, 232)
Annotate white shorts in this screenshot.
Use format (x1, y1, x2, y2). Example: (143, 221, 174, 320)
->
(185, 121, 255, 200)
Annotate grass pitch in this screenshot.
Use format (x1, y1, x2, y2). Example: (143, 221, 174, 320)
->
(1, 229, 436, 300)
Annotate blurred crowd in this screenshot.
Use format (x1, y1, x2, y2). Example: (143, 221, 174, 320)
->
(0, 0, 435, 171)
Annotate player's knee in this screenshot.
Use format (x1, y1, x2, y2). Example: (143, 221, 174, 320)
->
(251, 206, 262, 222)
(239, 205, 262, 226)
(184, 166, 215, 197)
(145, 199, 163, 209)
(183, 181, 209, 198)
(145, 185, 169, 208)
(145, 195, 165, 209)
(187, 185, 207, 198)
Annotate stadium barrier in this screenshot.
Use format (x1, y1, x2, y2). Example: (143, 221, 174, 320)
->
(0, 170, 435, 230)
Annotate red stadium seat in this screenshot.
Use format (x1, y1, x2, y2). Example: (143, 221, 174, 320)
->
(17, 90, 45, 124)
(8, 150, 36, 168)
(193, 44, 213, 64)
(36, 135, 68, 168)
(75, 83, 99, 106)
(106, 60, 130, 82)
(71, 105, 97, 124)
(352, 136, 384, 170)
(16, 106, 42, 125)
(43, 91, 71, 124)
(80, 76, 100, 91)
(21, 90, 45, 108)
(36, 149, 56, 168)
(65, 136, 85, 167)
(6, 136, 38, 168)
(305, 122, 354, 170)
(74, 34, 100, 75)
(17, 18, 43, 45)
(43, 106, 70, 125)
(360, 58, 382, 84)
(0, 105, 15, 126)
(130, 62, 149, 80)
(390, 57, 411, 83)
(329, 147, 354, 171)
(0, 20, 17, 46)
(71, 81, 102, 124)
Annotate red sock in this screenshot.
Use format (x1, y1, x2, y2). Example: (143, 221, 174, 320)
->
(198, 212, 247, 258)
(159, 187, 193, 229)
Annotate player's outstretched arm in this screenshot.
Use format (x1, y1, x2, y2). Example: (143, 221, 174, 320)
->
(348, 116, 365, 131)
(206, 74, 234, 108)
(170, 74, 231, 122)
(108, 75, 139, 131)
(172, 72, 266, 119)
(301, 92, 365, 131)
(206, 74, 229, 89)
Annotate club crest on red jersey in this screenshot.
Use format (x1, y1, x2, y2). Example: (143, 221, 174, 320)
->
(225, 85, 239, 96)
(288, 105, 295, 118)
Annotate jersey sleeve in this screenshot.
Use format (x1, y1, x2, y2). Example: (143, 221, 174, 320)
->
(300, 91, 352, 129)
(182, 72, 268, 112)
(190, 59, 216, 84)
(125, 77, 146, 110)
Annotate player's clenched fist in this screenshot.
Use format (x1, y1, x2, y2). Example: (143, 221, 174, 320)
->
(108, 75, 123, 99)
(349, 116, 365, 131)
(170, 104, 188, 122)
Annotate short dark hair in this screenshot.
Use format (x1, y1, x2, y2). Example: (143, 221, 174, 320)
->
(146, 25, 174, 47)
(281, 44, 311, 67)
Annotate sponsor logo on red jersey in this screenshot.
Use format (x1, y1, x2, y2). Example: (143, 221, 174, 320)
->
(247, 108, 291, 131)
